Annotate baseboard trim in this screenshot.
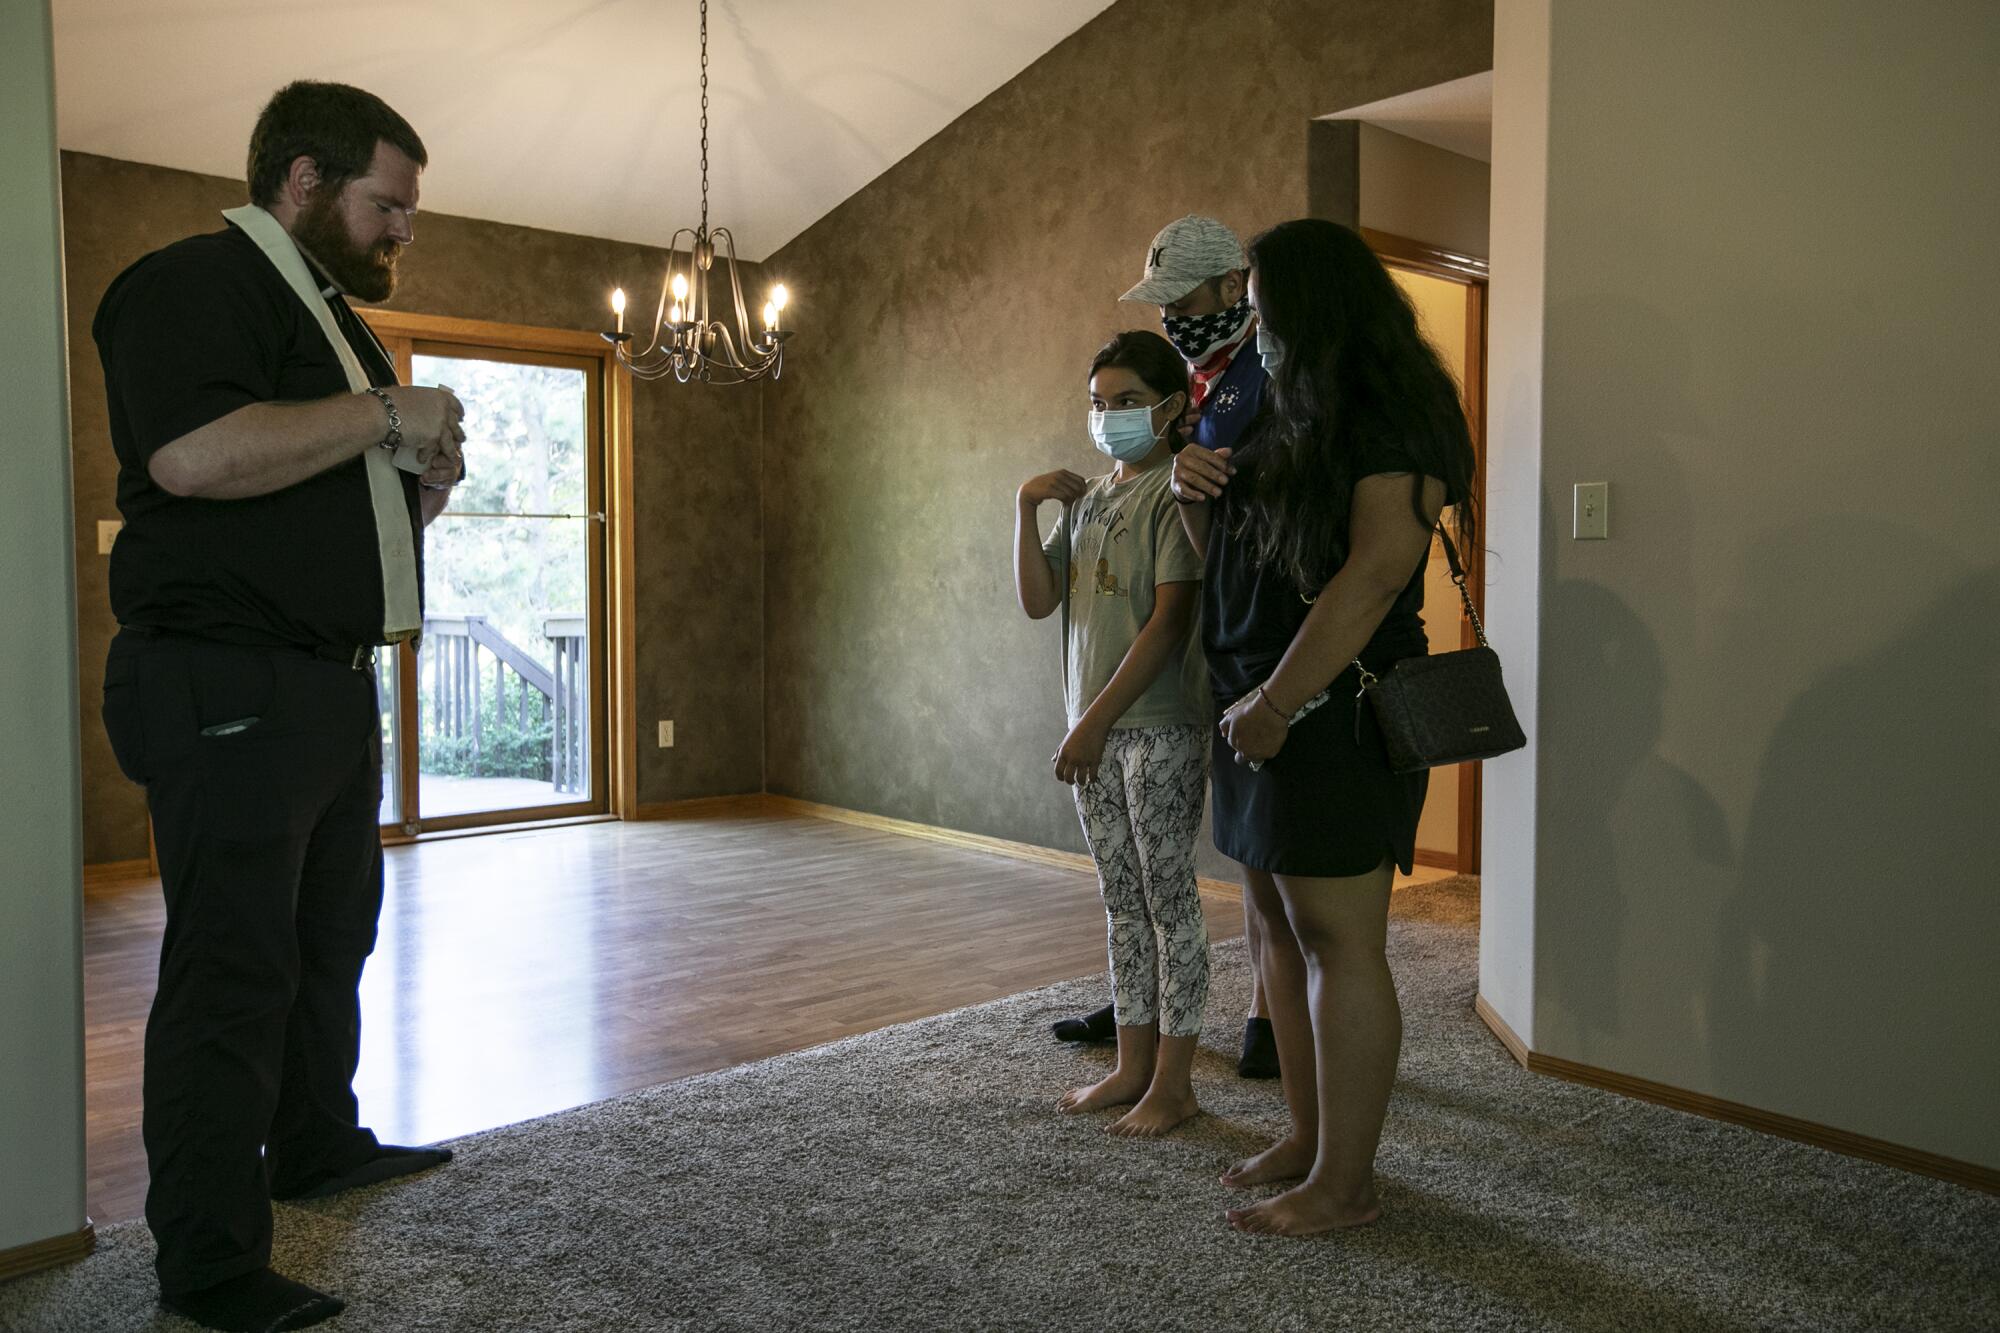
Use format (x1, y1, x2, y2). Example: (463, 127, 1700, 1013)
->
(0, 1222, 94, 1284)
(1473, 993, 1531, 1066)
(635, 794, 772, 821)
(1413, 847, 1459, 871)
(764, 795, 1242, 899)
(1474, 993, 1997, 1195)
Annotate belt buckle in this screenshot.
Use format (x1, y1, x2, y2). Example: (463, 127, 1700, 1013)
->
(349, 645, 375, 672)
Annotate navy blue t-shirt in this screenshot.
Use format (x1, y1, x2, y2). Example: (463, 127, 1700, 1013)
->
(1192, 341, 1266, 454)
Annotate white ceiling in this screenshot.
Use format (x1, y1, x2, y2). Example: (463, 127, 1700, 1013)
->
(1321, 70, 1492, 163)
(52, 0, 1119, 261)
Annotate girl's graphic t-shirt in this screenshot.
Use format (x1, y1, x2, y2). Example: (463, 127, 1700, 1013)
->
(1042, 463, 1208, 730)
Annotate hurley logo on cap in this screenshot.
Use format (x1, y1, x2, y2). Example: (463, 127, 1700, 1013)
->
(1121, 215, 1249, 306)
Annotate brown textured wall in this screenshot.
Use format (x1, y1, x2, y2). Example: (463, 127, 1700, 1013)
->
(760, 0, 1493, 867)
(62, 151, 764, 862)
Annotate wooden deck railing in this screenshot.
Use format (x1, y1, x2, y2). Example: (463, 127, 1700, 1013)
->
(423, 614, 587, 794)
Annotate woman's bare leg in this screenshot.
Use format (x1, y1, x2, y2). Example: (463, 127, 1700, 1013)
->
(1220, 865, 1319, 1186)
(1228, 860, 1398, 1236)
(1244, 895, 1269, 1019)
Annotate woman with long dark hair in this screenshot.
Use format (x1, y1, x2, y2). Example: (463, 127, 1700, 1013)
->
(1170, 219, 1476, 1234)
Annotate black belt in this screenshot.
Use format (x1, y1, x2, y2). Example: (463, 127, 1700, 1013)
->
(120, 625, 377, 672)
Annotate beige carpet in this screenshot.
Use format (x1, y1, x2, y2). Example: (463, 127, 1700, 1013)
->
(3, 877, 1993, 1331)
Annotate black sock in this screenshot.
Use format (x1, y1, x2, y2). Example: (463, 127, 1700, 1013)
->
(271, 1143, 454, 1201)
(1051, 1003, 1117, 1043)
(162, 1268, 343, 1332)
(1238, 1016, 1281, 1079)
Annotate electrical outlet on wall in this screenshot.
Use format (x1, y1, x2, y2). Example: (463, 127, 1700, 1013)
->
(658, 720, 674, 749)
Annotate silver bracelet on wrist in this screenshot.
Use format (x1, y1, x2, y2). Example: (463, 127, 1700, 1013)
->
(364, 387, 402, 452)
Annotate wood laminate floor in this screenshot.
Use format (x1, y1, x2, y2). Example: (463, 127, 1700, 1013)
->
(83, 804, 1260, 1225)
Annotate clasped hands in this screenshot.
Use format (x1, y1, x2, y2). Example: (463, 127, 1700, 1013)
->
(395, 385, 467, 490)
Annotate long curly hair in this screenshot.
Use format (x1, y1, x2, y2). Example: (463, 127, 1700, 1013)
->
(1231, 219, 1476, 592)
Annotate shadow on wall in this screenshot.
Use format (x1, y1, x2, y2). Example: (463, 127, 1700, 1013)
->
(1534, 295, 1734, 1073)
(1535, 574, 1734, 1067)
(1710, 549, 2000, 1160)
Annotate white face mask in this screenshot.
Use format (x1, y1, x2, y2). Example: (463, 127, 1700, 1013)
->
(1256, 324, 1284, 375)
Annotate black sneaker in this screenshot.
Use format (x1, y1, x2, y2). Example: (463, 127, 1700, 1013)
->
(1052, 1003, 1117, 1043)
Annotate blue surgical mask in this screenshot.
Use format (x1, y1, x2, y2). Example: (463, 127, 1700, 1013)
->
(1256, 324, 1284, 375)
(1088, 396, 1180, 463)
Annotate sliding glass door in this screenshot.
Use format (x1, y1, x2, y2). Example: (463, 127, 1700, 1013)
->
(370, 337, 609, 834)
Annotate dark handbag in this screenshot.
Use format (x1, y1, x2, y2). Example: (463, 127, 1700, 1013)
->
(1355, 527, 1526, 773)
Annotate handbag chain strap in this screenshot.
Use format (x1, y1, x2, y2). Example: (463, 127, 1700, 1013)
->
(1354, 523, 1486, 693)
(1435, 524, 1491, 649)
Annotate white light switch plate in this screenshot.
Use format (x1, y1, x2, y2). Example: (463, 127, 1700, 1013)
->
(97, 519, 123, 554)
(658, 720, 674, 748)
(1573, 483, 1609, 540)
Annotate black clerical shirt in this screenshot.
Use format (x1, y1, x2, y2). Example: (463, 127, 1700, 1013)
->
(94, 220, 423, 649)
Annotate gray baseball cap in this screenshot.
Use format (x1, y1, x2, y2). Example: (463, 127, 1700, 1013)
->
(1120, 215, 1248, 305)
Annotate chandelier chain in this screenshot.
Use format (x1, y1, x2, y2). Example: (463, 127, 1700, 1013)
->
(604, 0, 788, 384)
(698, 0, 709, 235)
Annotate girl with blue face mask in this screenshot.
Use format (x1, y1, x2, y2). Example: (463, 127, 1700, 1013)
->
(1011, 330, 1213, 1138)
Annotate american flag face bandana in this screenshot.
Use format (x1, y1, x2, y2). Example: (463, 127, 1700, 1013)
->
(1161, 294, 1252, 365)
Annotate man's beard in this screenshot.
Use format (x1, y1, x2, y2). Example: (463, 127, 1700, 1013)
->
(294, 192, 399, 303)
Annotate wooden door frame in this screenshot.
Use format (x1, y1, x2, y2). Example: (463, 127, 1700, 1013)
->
(358, 309, 640, 832)
(1365, 229, 1490, 874)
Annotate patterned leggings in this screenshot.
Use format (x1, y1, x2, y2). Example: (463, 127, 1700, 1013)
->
(1072, 724, 1210, 1037)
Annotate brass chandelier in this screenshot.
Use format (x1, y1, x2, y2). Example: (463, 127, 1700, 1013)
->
(605, 0, 792, 383)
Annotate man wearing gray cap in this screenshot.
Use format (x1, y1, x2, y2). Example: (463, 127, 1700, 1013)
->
(1051, 215, 1278, 1079)
(1124, 215, 1268, 459)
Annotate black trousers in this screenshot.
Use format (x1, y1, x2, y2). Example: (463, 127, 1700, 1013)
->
(102, 630, 386, 1295)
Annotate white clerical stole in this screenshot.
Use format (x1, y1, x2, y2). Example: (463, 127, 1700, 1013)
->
(221, 203, 421, 642)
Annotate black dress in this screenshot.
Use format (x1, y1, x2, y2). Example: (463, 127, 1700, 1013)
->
(1202, 438, 1446, 877)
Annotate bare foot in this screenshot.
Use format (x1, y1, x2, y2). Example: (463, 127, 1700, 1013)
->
(1057, 1069, 1150, 1114)
(1107, 1086, 1200, 1138)
(1220, 1134, 1315, 1189)
(1226, 1180, 1381, 1236)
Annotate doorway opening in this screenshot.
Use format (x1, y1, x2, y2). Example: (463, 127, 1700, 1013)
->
(1371, 231, 1489, 873)
(1312, 73, 1495, 873)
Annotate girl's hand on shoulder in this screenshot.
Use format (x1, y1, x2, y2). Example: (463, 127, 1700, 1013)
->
(1219, 689, 1286, 765)
(1052, 717, 1108, 786)
(1020, 470, 1088, 507)
(1171, 444, 1234, 503)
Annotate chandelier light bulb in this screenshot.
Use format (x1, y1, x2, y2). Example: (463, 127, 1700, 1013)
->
(611, 286, 626, 333)
(671, 272, 690, 303)
(763, 301, 777, 331)
(670, 301, 684, 325)
(772, 284, 789, 311)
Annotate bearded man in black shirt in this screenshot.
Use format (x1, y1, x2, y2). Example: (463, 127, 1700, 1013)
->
(95, 81, 464, 1333)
